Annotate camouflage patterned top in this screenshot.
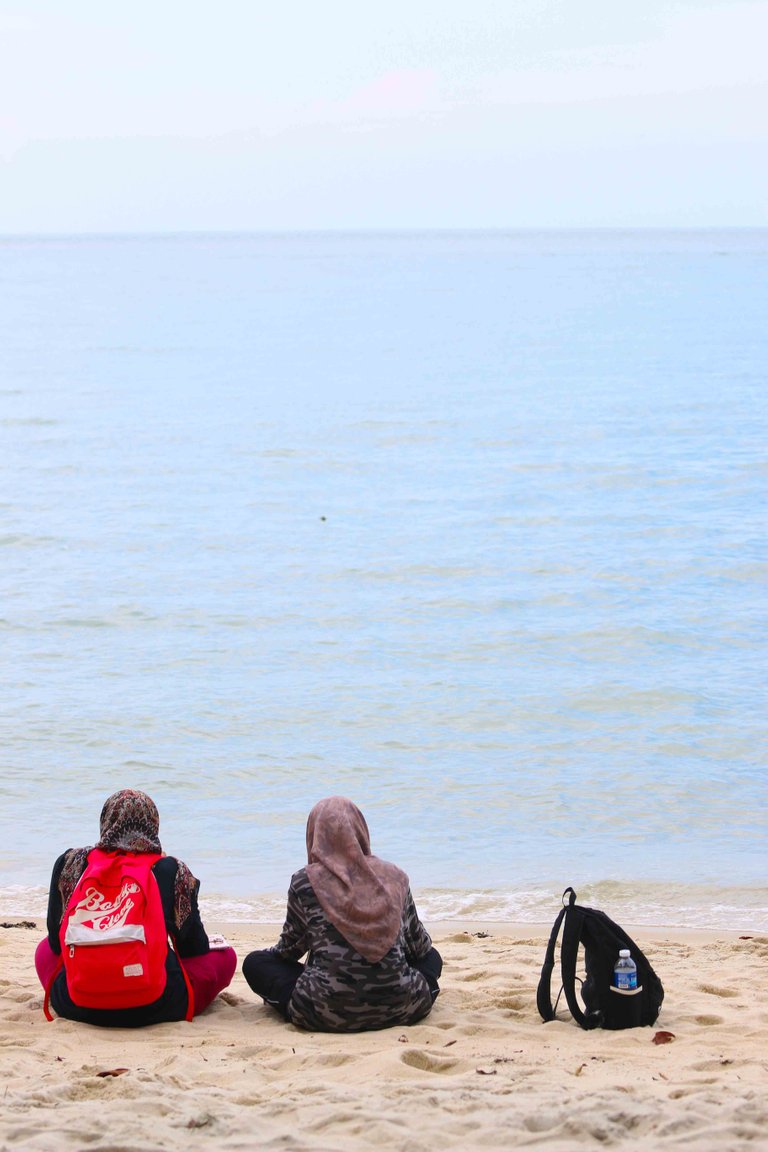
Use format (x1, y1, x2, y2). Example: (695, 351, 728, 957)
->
(274, 868, 435, 1032)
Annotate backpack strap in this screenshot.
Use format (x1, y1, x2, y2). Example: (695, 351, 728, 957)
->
(559, 900, 605, 1030)
(43, 954, 64, 1022)
(173, 944, 195, 1022)
(536, 887, 576, 1022)
(558, 900, 596, 1028)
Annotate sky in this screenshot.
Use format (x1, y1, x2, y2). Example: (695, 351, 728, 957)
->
(1, 0, 766, 232)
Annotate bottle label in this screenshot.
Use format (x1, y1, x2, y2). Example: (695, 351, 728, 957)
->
(614, 970, 638, 991)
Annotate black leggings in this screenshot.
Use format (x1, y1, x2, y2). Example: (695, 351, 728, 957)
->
(242, 947, 443, 1020)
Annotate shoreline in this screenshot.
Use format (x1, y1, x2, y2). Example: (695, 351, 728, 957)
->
(5, 915, 761, 944)
(206, 920, 760, 945)
(2, 918, 767, 1150)
(4, 880, 767, 936)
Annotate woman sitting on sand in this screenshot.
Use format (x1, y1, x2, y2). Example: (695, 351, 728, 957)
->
(36, 788, 237, 1026)
(242, 795, 442, 1032)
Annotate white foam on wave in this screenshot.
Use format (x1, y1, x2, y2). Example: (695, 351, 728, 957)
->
(197, 882, 768, 932)
(0, 886, 48, 918)
(4, 881, 766, 932)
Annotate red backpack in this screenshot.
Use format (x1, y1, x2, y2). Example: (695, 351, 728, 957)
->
(45, 849, 190, 1019)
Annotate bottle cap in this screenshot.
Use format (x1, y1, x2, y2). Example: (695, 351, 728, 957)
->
(619, 949, 630, 957)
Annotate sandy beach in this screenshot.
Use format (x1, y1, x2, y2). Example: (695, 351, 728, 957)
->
(1, 920, 766, 1151)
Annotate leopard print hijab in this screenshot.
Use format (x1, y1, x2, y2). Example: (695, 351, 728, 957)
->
(56, 789, 197, 931)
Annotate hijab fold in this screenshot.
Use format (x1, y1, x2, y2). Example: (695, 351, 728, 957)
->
(56, 789, 197, 932)
(305, 796, 409, 963)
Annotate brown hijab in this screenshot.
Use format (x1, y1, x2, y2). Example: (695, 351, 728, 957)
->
(56, 789, 198, 932)
(305, 796, 410, 963)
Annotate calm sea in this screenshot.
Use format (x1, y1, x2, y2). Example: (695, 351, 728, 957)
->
(1, 231, 766, 930)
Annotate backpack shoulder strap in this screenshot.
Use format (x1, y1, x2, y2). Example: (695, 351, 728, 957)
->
(536, 906, 566, 1021)
(537, 887, 576, 1022)
(43, 955, 64, 1022)
(559, 900, 599, 1028)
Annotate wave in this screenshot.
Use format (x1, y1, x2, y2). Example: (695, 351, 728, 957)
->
(4, 881, 765, 932)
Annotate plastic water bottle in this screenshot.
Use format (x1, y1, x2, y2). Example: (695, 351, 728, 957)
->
(613, 949, 638, 991)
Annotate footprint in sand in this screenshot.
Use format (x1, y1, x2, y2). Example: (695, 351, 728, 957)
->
(399, 1050, 463, 1075)
(0, 1035, 36, 1048)
(693, 1014, 724, 1026)
(668, 1082, 718, 1099)
(451, 1023, 486, 1037)
(493, 995, 528, 1011)
(0, 987, 36, 1005)
(523, 1111, 562, 1133)
(697, 984, 738, 998)
(217, 992, 247, 1006)
(313, 1054, 353, 1068)
(690, 1058, 744, 1072)
(227, 1045, 280, 1060)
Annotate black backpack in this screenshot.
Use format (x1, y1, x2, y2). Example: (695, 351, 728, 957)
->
(537, 887, 664, 1030)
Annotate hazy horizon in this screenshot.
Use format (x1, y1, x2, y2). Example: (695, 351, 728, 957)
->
(1, 1, 765, 234)
(3, 225, 768, 240)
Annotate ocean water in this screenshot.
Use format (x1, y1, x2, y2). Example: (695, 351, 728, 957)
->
(1, 230, 766, 931)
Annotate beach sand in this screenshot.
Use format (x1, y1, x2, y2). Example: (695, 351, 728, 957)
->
(1, 921, 766, 1151)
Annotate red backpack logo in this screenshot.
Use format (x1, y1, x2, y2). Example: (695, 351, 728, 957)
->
(59, 849, 169, 1010)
